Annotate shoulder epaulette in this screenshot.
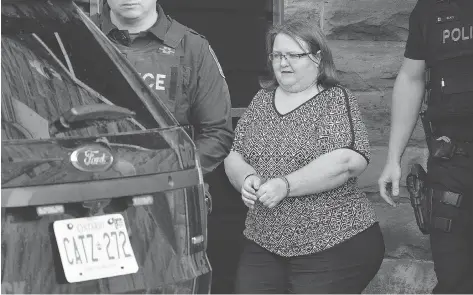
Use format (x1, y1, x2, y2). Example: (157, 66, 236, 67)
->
(188, 29, 207, 40)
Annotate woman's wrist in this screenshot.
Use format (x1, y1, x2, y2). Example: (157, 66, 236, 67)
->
(243, 172, 258, 183)
(277, 176, 291, 198)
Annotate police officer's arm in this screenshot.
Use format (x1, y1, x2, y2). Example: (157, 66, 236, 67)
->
(386, 58, 425, 164)
(379, 58, 425, 203)
(386, 0, 426, 164)
(189, 40, 233, 175)
(379, 1, 426, 203)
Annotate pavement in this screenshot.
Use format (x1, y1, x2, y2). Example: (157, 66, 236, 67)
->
(363, 195, 437, 294)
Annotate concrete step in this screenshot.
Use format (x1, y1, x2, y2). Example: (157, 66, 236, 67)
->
(364, 192, 437, 294)
(364, 258, 436, 294)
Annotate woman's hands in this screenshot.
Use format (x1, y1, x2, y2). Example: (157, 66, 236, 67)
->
(241, 175, 263, 209)
(257, 178, 288, 209)
(226, 152, 289, 209)
(241, 176, 288, 209)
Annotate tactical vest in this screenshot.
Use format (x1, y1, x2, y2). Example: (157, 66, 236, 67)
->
(110, 18, 195, 138)
(424, 0, 473, 142)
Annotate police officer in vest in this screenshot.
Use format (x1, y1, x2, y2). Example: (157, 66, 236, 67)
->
(378, 0, 473, 293)
(98, 1, 239, 292)
(99, 0, 233, 176)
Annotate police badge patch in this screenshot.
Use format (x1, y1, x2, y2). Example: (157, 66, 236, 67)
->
(208, 45, 225, 78)
(159, 46, 175, 55)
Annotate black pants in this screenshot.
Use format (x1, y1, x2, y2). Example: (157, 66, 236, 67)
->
(207, 212, 246, 293)
(428, 164, 473, 293)
(427, 157, 473, 294)
(206, 164, 248, 294)
(235, 222, 385, 294)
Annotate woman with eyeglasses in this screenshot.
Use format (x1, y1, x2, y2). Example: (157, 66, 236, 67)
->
(224, 17, 385, 294)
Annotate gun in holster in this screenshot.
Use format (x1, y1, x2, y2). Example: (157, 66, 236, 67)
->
(406, 163, 432, 235)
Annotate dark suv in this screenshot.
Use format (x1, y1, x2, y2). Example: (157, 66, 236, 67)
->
(1, 0, 210, 293)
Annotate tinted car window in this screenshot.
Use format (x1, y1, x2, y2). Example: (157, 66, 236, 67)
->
(1, 33, 144, 140)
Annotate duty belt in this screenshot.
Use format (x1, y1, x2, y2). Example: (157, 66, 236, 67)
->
(430, 136, 473, 159)
(429, 188, 463, 233)
(407, 163, 464, 234)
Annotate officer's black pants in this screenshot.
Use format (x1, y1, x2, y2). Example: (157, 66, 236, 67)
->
(429, 186, 473, 294)
(206, 164, 248, 294)
(234, 223, 385, 294)
(428, 159, 473, 294)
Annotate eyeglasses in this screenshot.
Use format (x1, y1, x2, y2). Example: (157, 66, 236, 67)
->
(268, 52, 312, 62)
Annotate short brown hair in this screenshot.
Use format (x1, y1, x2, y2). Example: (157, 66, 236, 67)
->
(260, 17, 339, 90)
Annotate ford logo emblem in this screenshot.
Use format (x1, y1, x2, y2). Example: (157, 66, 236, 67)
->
(70, 144, 114, 172)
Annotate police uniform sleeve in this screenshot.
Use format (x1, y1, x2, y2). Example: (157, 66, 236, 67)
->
(404, 0, 427, 60)
(318, 87, 371, 164)
(189, 38, 234, 175)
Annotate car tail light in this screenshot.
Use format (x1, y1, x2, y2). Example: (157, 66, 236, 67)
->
(186, 185, 206, 254)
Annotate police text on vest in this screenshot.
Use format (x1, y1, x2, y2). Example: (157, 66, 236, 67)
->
(443, 25, 473, 44)
(139, 73, 166, 91)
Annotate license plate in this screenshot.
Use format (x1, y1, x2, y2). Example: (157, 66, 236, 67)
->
(53, 213, 139, 283)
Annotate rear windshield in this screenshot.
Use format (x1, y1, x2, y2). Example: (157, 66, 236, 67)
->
(1, 33, 145, 140)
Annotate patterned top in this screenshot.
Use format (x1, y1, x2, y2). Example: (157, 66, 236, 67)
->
(231, 86, 377, 257)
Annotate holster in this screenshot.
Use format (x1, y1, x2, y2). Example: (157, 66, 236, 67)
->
(406, 164, 463, 234)
(406, 164, 431, 234)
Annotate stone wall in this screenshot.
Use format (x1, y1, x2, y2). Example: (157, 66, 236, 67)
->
(286, 0, 426, 146)
(285, 1, 435, 293)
